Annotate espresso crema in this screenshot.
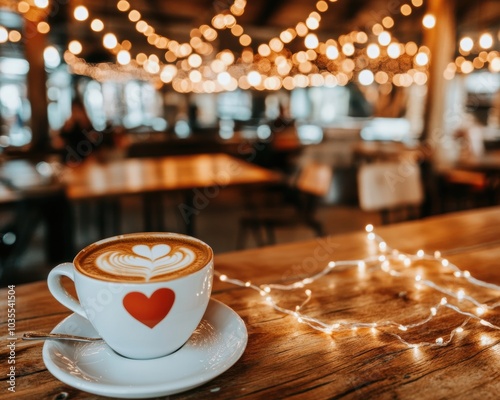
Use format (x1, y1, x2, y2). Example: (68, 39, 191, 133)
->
(75, 233, 212, 283)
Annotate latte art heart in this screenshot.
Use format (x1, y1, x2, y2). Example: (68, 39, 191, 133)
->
(96, 244, 195, 282)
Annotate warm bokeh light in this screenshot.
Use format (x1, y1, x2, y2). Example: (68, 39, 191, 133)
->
(382, 17, 394, 29)
(211, 59, 225, 73)
(387, 43, 401, 58)
(34, 0, 49, 8)
(160, 65, 177, 83)
(239, 34, 251, 46)
(51, 0, 443, 92)
(306, 16, 320, 30)
(375, 71, 389, 84)
(415, 52, 429, 66)
(459, 37, 474, 52)
(128, 10, 141, 22)
(367, 44, 380, 59)
(356, 32, 368, 44)
(136, 20, 148, 33)
(479, 33, 493, 49)
(342, 42, 355, 56)
(91, 19, 104, 32)
(258, 44, 271, 57)
(219, 51, 234, 65)
(117, 50, 131, 65)
(44, 46, 61, 68)
(74, 6, 89, 21)
(189, 70, 202, 83)
(247, 71, 262, 86)
(280, 29, 295, 43)
(202, 27, 217, 41)
(305, 33, 319, 49)
(269, 38, 284, 52)
(217, 71, 231, 86)
(18, 1, 30, 13)
(103, 33, 118, 49)
(461, 60, 474, 74)
(378, 31, 391, 46)
(68, 40, 82, 55)
(405, 42, 418, 56)
(37, 22, 50, 34)
(316, 1, 328, 12)
(422, 14, 436, 29)
(135, 53, 147, 65)
(9, 30, 22, 41)
(117, 0, 130, 12)
(372, 24, 384, 36)
(188, 54, 202, 68)
(490, 57, 500, 72)
(231, 24, 244, 37)
(358, 70, 374, 86)
(296, 22, 308, 37)
(401, 4, 412, 16)
(326, 45, 339, 60)
(0, 28, 9, 43)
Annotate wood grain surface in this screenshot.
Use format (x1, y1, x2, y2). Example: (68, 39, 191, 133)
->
(1, 207, 500, 399)
(64, 153, 281, 200)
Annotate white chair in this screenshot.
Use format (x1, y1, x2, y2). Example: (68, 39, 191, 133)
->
(357, 160, 424, 224)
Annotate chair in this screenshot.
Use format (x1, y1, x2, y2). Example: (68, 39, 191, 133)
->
(357, 160, 424, 224)
(237, 162, 332, 248)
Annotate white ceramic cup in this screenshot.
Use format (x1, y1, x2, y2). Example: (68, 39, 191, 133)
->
(47, 232, 214, 359)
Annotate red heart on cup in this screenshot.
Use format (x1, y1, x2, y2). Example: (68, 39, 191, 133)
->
(123, 288, 175, 329)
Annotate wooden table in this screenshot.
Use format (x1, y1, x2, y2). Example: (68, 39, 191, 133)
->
(439, 151, 500, 209)
(63, 153, 281, 235)
(2, 207, 500, 399)
(64, 153, 280, 200)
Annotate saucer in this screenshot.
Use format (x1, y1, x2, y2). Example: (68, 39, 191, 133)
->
(43, 299, 247, 398)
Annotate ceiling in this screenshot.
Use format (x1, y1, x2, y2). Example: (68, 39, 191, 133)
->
(48, 0, 500, 61)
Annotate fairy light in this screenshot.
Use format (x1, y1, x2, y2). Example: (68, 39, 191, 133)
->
(460, 37, 474, 52)
(34, 0, 49, 8)
(214, 225, 500, 349)
(74, 6, 89, 22)
(62, 0, 434, 93)
(422, 14, 436, 29)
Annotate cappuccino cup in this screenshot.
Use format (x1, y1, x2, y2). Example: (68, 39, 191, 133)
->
(47, 232, 213, 359)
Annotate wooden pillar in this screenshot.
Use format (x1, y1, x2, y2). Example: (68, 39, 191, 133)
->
(421, 0, 456, 152)
(24, 13, 49, 153)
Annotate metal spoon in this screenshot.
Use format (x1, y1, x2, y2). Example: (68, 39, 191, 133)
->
(22, 331, 103, 343)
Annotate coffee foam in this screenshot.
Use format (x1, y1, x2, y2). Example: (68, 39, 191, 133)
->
(75, 234, 212, 283)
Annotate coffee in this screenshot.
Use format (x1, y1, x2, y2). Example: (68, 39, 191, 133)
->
(49, 231, 214, 358)
(75, 233, 212, 283)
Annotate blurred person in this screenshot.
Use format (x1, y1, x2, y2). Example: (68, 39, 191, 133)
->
(59, 97, 103, 166)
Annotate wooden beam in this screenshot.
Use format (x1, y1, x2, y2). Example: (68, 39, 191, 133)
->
(253, 0, 287, 27)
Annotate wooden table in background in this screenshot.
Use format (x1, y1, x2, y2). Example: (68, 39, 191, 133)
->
(1, 207, 500, 399)
(64, 153, 281, 236)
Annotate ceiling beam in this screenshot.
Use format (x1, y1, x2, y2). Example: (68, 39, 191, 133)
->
(254, 0, 287, 26)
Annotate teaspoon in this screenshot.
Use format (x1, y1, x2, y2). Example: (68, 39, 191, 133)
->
(22, 331, 103, 343)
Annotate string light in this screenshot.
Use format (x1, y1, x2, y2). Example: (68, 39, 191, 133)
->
(67, 0, 431, 92)
(57, 0, 497, 91)
(215, 225, 500, 349)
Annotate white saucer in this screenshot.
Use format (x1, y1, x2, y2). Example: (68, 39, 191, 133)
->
(43, 299, 247, 398)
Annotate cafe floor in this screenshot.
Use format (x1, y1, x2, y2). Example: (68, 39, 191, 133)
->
(2, 191, 379, 286)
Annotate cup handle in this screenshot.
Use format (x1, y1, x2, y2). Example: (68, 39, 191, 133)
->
(47, 263, 87, 319)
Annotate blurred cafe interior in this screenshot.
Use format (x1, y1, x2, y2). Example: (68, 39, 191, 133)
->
(1, 0, 500, 286)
